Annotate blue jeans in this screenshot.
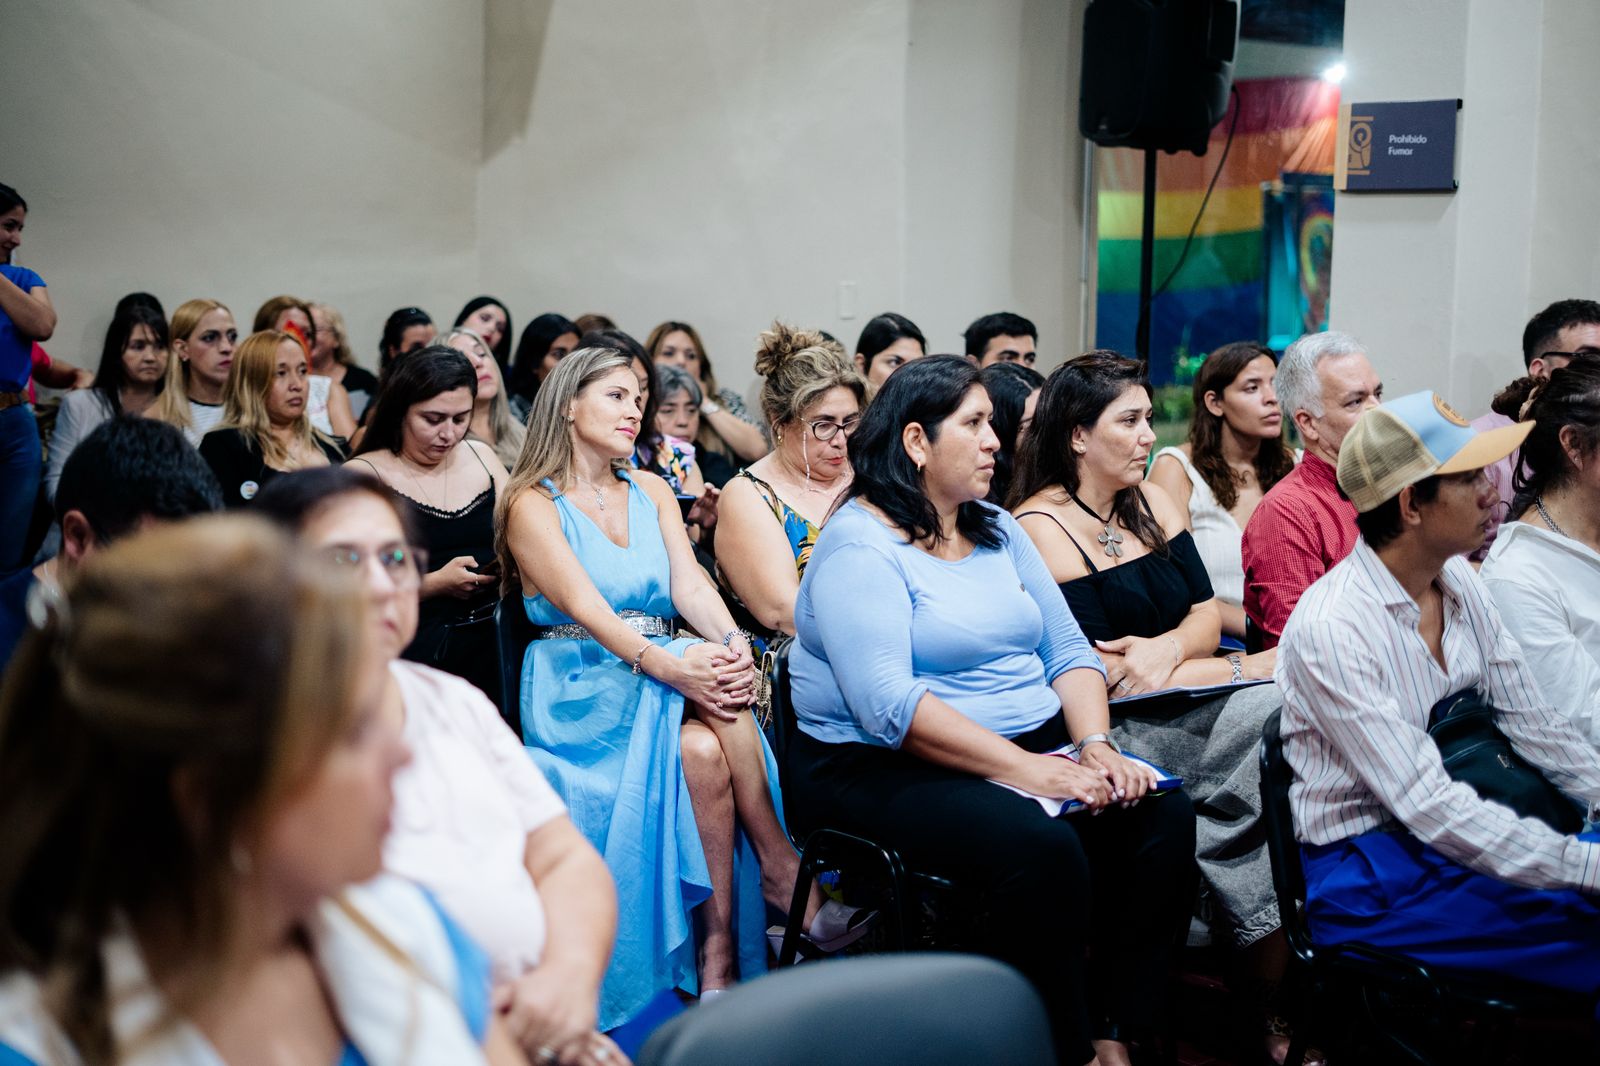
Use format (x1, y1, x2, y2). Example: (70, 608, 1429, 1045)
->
(0, 404, 40, 574)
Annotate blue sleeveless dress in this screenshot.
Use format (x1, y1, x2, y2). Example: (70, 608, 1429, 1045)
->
(519, 472, 781, 1030)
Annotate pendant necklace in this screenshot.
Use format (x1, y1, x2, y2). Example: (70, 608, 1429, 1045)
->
(1068, 491, 1125, 558)
(575, 472, 608, 512)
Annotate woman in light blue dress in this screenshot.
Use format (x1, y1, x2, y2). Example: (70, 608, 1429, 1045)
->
(495, 347, 863, 1031)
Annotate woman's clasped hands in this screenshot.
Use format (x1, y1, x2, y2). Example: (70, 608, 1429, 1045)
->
(673, 638, 757, 722)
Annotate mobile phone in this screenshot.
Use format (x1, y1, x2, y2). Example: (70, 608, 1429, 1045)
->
(676, 494, 697, 520)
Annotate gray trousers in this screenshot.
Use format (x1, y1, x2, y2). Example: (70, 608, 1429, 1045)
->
(1112, 682, 1282, 947)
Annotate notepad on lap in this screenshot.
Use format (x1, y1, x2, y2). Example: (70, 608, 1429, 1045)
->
(990, 747, 1183, 817)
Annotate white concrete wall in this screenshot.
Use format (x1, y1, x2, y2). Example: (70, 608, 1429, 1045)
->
(1333, 0, 1600, 414)
(478, 0, 912, 399)
(478, 0, 1087, 397)
(4, 0, 484, 372)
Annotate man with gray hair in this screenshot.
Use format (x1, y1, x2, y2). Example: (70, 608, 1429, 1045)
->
(1240, 331, 1382, 647)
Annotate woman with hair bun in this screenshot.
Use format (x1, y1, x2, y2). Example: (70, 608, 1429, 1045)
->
(0, 516, 521, 1064)
(1481, 360, 1600, 746)
(714, 322, 865, 639)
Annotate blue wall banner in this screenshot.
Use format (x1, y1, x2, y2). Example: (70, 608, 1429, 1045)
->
(1335, 98, 1460, 192)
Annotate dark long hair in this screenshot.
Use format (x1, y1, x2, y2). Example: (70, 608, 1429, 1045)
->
(1509, 360, 1600, 516)
(1008, 351, 1167, 553)
(855, 312, 926, 373)
(1187, 341, 1295, 511)
(92, 305, 170, 415)
(980, 362, 1044, 506)
(844, 355, 1003, 550)
(453, 296, 513, 369)
(509, 312, 579, 401)
(379, 306, 434, 367)
(357, 346, 477, 456)
(0, 183, 25, 215)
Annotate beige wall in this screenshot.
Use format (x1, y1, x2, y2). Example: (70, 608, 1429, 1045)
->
(12, 0, 1087, 394)
(5, 0, 483, 372)
(1333, 0, 1600, 413)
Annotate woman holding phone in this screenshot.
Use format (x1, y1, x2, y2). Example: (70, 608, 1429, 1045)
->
(351, 346, 509, 702)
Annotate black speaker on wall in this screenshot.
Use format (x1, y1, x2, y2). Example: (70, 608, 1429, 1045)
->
(1079, 0, 1239, 156)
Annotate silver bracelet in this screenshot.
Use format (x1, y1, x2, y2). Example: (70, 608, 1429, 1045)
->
(631, 644, 651, 675)
(1226, 653, 1244, 684)
(1074, 732, 1121, 755)
(1167, 635, 1182, 665)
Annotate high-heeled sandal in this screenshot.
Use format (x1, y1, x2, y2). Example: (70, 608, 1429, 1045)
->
(766, 900, 878, 958)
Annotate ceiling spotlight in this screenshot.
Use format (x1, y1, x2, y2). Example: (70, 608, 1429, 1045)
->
(1322, 62, 1347, 84)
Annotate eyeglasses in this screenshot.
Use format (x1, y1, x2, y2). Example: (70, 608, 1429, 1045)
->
(1539, 347, 1600, 361)
(321, 543, 428, 587)
(804, 416, 860, 442)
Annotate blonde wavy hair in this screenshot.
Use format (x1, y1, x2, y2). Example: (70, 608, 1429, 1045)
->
(311, 302, 357, 367)
(494, 347, 634, 591)
(446, 327, 526, 468)
(755, 321, 863, 431)
(220, 331, 334, 467)
(153, 298, 230, 431)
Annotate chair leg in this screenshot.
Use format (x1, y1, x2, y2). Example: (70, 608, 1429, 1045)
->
(777, 842, 820, 967)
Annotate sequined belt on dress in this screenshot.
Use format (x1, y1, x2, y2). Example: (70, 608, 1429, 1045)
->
(533, 609, 672, 641)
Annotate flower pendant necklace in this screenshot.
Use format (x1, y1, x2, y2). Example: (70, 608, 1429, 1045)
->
(1069, 491, 1124, 558)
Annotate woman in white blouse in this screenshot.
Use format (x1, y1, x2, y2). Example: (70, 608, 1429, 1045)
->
(1481, 361, 1600, 745)
(255, 466, 626, 1066)
(1147, 342, 1296, 641)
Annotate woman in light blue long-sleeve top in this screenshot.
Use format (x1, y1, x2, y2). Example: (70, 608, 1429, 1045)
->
(784, 356, 1197, 1066)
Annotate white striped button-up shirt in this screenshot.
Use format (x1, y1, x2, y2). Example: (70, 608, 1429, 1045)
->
(1277, 537, 1600, 893)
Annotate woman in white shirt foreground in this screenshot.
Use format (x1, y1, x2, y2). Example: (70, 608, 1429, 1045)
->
(254, 465, 625, 1066)
(1481, 360, 1600, 746)
(0, 516, 520, 1065)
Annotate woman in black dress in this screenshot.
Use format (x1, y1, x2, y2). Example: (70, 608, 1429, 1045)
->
(1009, 351, 1295, 1064)
(349, 346, 508, 703)
(198, 330, 345, 506)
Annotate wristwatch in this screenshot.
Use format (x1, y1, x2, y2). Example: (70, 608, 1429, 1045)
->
(700, 399, 723, 415)
(1075, 732, 1121, 755)
(1226, 653, 1244, 684)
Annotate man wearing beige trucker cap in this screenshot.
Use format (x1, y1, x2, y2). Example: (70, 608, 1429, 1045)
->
(1276, 391, 1600, 1002)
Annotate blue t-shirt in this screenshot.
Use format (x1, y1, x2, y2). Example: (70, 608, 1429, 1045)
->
(0, 265, 45, 392)
(791, 499, 1104, 748)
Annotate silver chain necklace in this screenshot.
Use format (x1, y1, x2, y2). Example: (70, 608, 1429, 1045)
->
(574, 473, 608, 511)
(1535, 497, 1568, 538)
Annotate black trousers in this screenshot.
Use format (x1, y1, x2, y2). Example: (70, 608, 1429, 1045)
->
(786, 718, 1197, 1066)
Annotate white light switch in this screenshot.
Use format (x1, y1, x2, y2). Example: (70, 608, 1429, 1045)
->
(837, 281, 858, 320)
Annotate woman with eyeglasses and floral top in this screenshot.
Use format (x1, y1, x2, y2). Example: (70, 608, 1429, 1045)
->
(715, 323, 866, 640)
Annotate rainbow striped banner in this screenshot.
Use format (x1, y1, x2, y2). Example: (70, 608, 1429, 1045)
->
(1095, 76, 1339, 383)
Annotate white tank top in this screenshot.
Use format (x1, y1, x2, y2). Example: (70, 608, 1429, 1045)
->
(1154, 446, 1243, 606)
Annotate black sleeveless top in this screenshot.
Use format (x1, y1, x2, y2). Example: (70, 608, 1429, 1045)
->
(352, 446, 500, 699)
(1016, 500, 1214, 645)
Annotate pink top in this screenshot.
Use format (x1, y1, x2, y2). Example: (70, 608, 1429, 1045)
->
(1241, 451, 1359, 648)
(384, 660, 567, 983)
(1469, 409, 1518, 562)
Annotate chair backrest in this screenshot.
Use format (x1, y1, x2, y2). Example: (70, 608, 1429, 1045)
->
(637, 954, 1053, 1066)
(494, 591, 537, 737)
(765, 636, 796, 794)
(1258, 706, 1317, 966)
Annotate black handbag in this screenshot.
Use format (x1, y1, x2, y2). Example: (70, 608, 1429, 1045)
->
(1427, 688, 1584, 834)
